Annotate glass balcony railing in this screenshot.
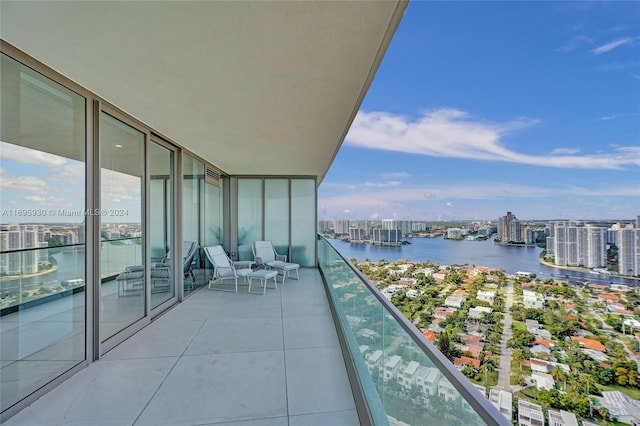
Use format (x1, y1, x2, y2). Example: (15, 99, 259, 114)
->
(0, 244, 85, 312)
(318, 235, 509, 426)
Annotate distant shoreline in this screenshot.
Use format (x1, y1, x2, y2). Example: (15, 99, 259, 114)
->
(0, 265, 57, 282)
(538, 256, 640, 282)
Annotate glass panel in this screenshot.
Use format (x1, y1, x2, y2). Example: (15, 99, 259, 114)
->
(150, 142, 173, 308)
(201, 181, 221, 286)
(265, 179, 289, 258)
(318, 237, 491, 425)
(99, 112, 145, 341)
(291, 179, 316, 266)
(237, 179, 262, 261)
(182, 155, 203, 293)
(1, 53, 86, 413)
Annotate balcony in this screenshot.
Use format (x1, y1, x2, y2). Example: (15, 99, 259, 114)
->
(4, 268, 358, 425)
(4, 238, 508, 425)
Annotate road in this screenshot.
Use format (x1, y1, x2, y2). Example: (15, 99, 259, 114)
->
(496, 279, 514, 390)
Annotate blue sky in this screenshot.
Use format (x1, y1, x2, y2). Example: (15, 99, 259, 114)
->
(318, 1, 640, 222)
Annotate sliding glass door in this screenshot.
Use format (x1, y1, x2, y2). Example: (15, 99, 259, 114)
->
(99, 111, 146, 342)
(150, 140, 175, 309)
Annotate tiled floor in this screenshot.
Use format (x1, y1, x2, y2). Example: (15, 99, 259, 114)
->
(5, 269, 359, 426)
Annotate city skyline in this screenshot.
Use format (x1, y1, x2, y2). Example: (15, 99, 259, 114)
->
(318, 1, 640, 222)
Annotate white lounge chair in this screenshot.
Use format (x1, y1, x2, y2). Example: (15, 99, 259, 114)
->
(204, 245, 253, 292)
(252, 240, 299, 283)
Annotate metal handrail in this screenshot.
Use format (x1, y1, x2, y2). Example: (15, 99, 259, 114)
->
(318, 234, 510, 426)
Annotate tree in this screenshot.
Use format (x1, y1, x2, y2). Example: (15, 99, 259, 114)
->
(550, 366, 567, 391)
(512, 348, 524, 371)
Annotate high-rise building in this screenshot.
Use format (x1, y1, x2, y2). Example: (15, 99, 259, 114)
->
(552, 221, 607, 268)
(349, 227, 366, 243)
(371, 228, 400, 245)
(412, 222, 427, 232)
(381, 219, 397, 231)
(333, 220, 350, 235)
(0, 225, 46, 274)
(618, 228, 640, 276)
(497, 212, 524, 243)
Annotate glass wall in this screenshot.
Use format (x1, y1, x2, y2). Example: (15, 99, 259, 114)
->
(0, 53, 86, 414)
(99, 111, 145, 341)
(265, 179, 289, 257)
(202, 181, 222, 248)
(237, 179, 263, 261)
(150, 141, 174, 309)
(182, 154, 221, 293)
(291, 179, 316, 266)
(237, 177, 316, 266)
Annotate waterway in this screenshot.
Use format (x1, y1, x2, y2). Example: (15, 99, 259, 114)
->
(0, 240, 142, 296)
(328, 236, 638, 287)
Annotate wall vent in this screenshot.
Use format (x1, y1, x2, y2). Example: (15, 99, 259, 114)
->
(205, 165, 221, 186)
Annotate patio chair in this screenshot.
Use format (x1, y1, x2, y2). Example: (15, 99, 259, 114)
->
(204, 245, 253, 292)
(183, 241, 198, 290)
(251, 240, 299, 283)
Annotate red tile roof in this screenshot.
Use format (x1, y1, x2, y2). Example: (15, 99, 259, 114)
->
(454, 356, 481, 369)
(462, 335, 484, 346)
(588, 283, 608, 290)
(571, 337, 606, 352)
(534, 338, 556, 348)
(422, 330, 436, 342)
(599, 294, 621, 301)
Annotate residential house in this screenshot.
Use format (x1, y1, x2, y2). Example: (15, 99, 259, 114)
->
(548, 409, 578, 426)
(518, 399, 544, 426)
(489, 389, 513, 421)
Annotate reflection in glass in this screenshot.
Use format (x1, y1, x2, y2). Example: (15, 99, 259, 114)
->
(291, 179, 316, 266)
(237, 179, 263, 261)
(99, 112, 145, 341)
(150, 142, 173, 308)
(182, 155, 204, 293)
(265, 179, 289, 257)
(0, 53, 86, 414)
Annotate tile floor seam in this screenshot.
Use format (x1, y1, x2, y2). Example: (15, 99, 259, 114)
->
(280, 279, 291, 426)
(131, 309, 211, 426)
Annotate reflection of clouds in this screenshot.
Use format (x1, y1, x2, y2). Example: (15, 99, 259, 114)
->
(53, 162, 85, 184)
(0, 141, 67, 167)
(23, 195, 72, 207)
(101, 168, 141, 207)
(1, 175, 49, 192)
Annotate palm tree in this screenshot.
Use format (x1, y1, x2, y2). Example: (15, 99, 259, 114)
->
(550, 366, 567, 391)
(512, 348, 524, 371)
(481, 358, 497, 387)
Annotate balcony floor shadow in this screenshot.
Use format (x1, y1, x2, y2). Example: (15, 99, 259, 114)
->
(5, 268, 360, 426)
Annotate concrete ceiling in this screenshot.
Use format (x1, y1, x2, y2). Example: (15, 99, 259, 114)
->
(1, 1, 407, 183)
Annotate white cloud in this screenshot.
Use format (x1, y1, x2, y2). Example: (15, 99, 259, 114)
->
(0, 141, 67, 167)
(557, 35, 593, 53)
(379, 172, 411, 179)
(364, 181, 401, 188)
(345, 109, 640, 169)
(23, 195, 71, 207)
(319, 182, 640, 218)
(0, 175, 49, 193)
(597, 112, 640, 121)
(550, 148, 580, 155)
(591, 38, 632, 54)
